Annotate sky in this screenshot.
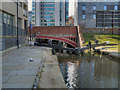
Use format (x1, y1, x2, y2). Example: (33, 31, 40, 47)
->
(28, 0, 74, 16)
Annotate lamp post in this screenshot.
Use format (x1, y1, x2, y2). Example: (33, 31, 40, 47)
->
(29, 21, 32, 46)
(17, 1, 19, 48)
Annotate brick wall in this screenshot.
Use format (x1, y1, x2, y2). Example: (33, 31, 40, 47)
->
(81, 27, 120, 34)
(30, 26, 77, 35)
(29, 26, 120, 36)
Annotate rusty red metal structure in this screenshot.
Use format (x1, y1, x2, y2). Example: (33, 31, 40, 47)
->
(31, 26, 78, 47)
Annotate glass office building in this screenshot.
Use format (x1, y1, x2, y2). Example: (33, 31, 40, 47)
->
(32, 0, 69, 26)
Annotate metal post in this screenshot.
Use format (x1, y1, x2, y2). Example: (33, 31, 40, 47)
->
(30, 22, 31, 46)
(17, 2, 19, 48)
(89, 41, 91, 51)
(112, 11, 114, 35)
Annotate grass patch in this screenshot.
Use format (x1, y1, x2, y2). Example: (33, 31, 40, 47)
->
(83, 33, 120, 52)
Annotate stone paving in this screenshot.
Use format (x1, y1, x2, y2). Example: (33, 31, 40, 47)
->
(2, 46, 67, 89)
(2, 46, 44, 88)
(38, 49, 67, 88)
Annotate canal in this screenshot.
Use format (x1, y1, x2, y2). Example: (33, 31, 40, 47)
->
(57, 52, 119, 88)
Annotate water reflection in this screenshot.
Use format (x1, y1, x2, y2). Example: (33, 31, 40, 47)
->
(58, 53, 119, 88)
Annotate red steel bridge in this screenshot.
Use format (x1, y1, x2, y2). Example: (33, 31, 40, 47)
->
(31, 26, 82, 48)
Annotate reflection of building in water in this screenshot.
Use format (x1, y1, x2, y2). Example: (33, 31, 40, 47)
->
(60, 61, 78, 88)
(75, 56, 95, 88)
(94, 57, 118, 87)
(77, 61, 80, 66)
(77, 56, 82, 66)
(59, 55, 118, 88)
(67, 62, 78, 88)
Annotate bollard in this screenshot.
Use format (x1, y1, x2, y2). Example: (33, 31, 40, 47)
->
(89, 41, 91, 51)
(75, 48, 80, 55)
(67, 50, 69, 54)
(95, 40, 99, 44)
(61, 50, 63, 53)
(93, 47, 95, 51)
(48, 40, 52, 45)
(52, 49, 56, 55)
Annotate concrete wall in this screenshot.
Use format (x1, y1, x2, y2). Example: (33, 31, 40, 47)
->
(77, 2, 119, 28)
(1, 2, 28, 50)
(1, 2, 28, 29)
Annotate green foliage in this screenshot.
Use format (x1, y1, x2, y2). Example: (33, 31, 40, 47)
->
(83, 33, 120, 52)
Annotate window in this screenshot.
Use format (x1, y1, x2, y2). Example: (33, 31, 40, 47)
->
(18, 2, 22, 7)
(18, 18, 21, 28)
(47, 23, 55, 26)
(32, 16, 35, 18)
(0, 11, 2, 23)
(93, 14, 96, 19)
(104, 5, 107, 10)
(32, 20, 35, 22)
(66, 3, 69, 7)
(32, 4, 35, 7)
(44, 16, 54, 18)
(82, 14, 85, 20)
(2, 12, 13, 25)
(44, 19, 55, 22)
(32, 8, 35, 11)
(44, 8, 55, 11)
(32, 12, 35, 15)
(93, 5, 96, 10)
(44, 4, 55, 7)
(82, 5, 86, 10)
(114, 5, 118, 10)
(44, 12, 54, 14)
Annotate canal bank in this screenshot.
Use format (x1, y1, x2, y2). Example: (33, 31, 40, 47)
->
(38, 47, 67, 88)
(95, 46, 120, 59)
(2, 46, 66, 88)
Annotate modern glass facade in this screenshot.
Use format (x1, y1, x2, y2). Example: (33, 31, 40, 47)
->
(33, 0, 69, 26)
(32, 0, 35, 26)
(66, 0, 69, 24)
(40, 1, 55, 26)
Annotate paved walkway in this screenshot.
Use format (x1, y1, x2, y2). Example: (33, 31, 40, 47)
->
(38, 49, 66, 88)
(2, 46, 44, 88)
(2, 46, 66, 88)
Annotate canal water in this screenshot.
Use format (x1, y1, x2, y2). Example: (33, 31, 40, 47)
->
(57, 52, 119, 88)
